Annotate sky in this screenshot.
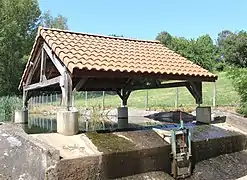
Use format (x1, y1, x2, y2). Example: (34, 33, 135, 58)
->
(39, 0, 247, 42)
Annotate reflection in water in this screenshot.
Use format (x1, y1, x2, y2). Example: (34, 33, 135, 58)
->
(22, 116, 57, 134)
(22, 113, 234, 142)
(23, 114, 197, 134)
(23, 115, 119, 134)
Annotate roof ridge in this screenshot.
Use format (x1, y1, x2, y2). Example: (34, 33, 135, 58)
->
(39, 26, 160, 43)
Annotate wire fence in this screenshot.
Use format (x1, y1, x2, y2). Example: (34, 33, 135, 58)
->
(27, 82, 220, 111)
(0, 81, 239, 121)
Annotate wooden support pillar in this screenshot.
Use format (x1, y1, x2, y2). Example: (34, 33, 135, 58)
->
(60, 67, 72, 110)
(116, 88, 131, 107)
(116, 88, 131, 129)
(186, 81, 202, 105)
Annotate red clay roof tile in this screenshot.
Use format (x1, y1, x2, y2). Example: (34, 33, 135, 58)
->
(20, 27, 217, 88)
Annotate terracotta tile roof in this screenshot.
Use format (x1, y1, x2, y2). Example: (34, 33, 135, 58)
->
(20, 27, 217, 87)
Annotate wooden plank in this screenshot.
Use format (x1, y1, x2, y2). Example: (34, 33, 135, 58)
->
(73, 69, 217, 82)
(24, 76, 61, 91)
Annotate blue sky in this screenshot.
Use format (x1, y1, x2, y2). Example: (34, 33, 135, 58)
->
(39, 0, 247, 42)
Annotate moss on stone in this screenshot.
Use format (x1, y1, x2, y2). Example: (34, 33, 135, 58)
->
(85, 132, 136, 153)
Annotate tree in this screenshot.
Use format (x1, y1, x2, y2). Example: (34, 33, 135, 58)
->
(171, 35, 215, 71)
(219, 31, 247, 68)
(192, 35, 216, 71)
(0, 0, 41, 96)
(156, 30, 216, 71)
(155, 31, 172, 48)
(41, 10, 68, 30)
(228, 67, 247, 116)
(217, 30, 233, 47)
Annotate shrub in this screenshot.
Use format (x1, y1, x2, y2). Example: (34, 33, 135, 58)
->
(215, 62, 226, 71)
(228, 68, 247, 116)
(0, 96, 22, 121)
(237, 102, 247, 117)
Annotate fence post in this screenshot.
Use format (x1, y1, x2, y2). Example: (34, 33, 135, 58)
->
(85, 91, 88, 108)
(175, 87, 179, 108)
(39, 95, 42, 105)
(102, 91, 105, 110)
(50, 94, 53, 105)
(55, 93, 58, 106)
(213, 82, 216, 107)
(145, 89, 149, 110)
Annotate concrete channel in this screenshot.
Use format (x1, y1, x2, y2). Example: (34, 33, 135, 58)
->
(1, 110, 247, 179)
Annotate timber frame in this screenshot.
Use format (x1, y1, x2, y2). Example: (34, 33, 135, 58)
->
(23, 42, 73, 110)
(21, 42, 211, 110)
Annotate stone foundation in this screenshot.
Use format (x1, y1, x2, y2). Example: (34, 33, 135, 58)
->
(57, 110, 79, 136)
(14, 110, 28, 124)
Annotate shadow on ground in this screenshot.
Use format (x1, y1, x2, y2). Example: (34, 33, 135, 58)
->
(114, 150, 247, 180)
(187, 150, 247, 180)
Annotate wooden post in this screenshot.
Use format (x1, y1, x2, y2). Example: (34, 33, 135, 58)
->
(175, 87, 179, 108)
(213, 82, 216, 107)
(60, 68, 72, 110)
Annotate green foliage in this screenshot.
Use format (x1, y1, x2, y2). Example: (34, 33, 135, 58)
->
(227, 68, 247, 102)
(216, 30, 233, 47)
(156, 31, 172, 48)
(0, 96, 22, 121)
(156, 30, 216, 71)
(227, 68, 247, 116)
(172, 35, 216, 71)
(214, 61, 226, 71)
(0, 0, 41, 96)
(237, 102, 247, 117)
(219, 31, 247, 68)
(41, 10, 69, 30)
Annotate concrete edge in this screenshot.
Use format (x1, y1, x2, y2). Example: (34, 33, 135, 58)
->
(9, 123, 60, 169)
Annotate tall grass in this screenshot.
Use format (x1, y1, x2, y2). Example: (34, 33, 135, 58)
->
(0, 96, 22, 121)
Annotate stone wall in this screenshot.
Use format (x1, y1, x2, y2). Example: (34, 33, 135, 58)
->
(192, 134, 247, 164)
(0, 123, 59, 180)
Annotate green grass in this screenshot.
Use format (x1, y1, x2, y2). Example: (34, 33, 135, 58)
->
(75, 72, 240, 110)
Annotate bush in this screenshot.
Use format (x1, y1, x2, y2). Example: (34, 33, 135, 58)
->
(215, 62, 226, 71)
(228, 68, 247, 116)
(0, 96, 22, 121)
(237, 102, 247, 117)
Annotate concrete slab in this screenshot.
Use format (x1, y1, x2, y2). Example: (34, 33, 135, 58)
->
(30, 133, 101, 159)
